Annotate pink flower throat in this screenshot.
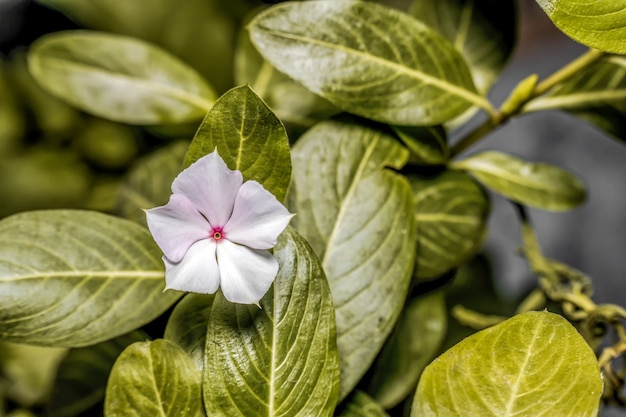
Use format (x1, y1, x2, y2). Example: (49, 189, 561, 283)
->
(211, 226, 225, 241)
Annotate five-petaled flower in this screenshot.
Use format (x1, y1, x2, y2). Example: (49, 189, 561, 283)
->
(145, 150, 293, 305)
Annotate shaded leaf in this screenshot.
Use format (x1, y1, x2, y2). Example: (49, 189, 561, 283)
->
(392, 125, 448, 165)
(288, 120, 416, 398)
(185, 85, 291, 201)
(249, 1, 488, 125)
(409, 0, 517, 95)
(367, 292, 447, 409)
(525, 56, 626, 141)
(338, 391, 389, 417)
(0, 210, 179, 347)
(164, 293, 213, 370)
(47, 330, 147, 417)
(117, 140, 188, 225)
(105, 339, 204, 417)
(535, 0, 626, 54)
(28, 30, 215, 124)
(203, 227, 339, 417)
(411, 170, 489, 279)
(412, 311, 603, 417)
(453, 151, 585, 211)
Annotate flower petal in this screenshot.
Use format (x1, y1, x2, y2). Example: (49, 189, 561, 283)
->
(164, 239, 220, 294)
(172, 151, 243, 227)
(224, 181, 293, 250)
(145, 194, 210, 263)
(216, 239, 278, 304)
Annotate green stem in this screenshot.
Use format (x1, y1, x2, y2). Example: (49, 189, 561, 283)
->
(450, 48, 606, 157)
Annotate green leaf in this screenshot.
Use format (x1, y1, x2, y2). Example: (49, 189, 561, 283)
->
(452, 151, 586, 211)
(288, 120, 416, 398)
(412, 311, 603, 417)
(249, 1, 489, 126)
(409, 0, 517, 95)
(338, 391, 389, 417)
(411, 170, 489, 279)
(28, 30, 215, 124)
(367, 292, 447, 409)
(392, 125, 448, 165)
(0, 210, 179, 347)
(47, 330, 147, 417)
(203, 227, 339, 417)
(235, 26, 338, 128)
(164, 294, 213, 370)
(525, 56, 626, 141)
(117, 140, 188, 225)
(184, 85, 291, 201)
(105, 339, 204, 417)
(535, 0, 626, 54)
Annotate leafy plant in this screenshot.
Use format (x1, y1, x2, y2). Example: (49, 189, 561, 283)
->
(1, 0, 625, 415)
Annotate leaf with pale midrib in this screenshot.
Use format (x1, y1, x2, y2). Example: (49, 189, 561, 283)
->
(249, 1, 486, 125)
(28, 30, 215, 124)
(184, 85, 291, 201)
(453, 151, 585, 211)
(288, 120, 415, 398)
(411, 170, 489, 279)
(412, 311, 603, 417)
(203, 227, 339, 417)
(535, 0, 626, 54)
(105, 339, 204, 417)
(0, 210, 179, 347)
(525, 56, 626, 141)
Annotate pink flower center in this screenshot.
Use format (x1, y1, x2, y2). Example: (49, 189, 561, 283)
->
(211, 226, 225, 242)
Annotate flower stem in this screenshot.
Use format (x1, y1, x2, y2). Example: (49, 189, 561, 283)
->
(450, 48, 606, 157)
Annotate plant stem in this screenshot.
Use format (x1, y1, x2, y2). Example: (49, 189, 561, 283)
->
(450, 48, 606, 157)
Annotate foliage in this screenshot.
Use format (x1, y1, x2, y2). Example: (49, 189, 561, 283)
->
(2, 0, 626, 415)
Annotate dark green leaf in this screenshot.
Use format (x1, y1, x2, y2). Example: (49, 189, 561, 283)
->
(28, 31, 215, 124)
(453, 151, 585, 211)
(117, 141, 189, 225)
(184, 85, 291, 201)
(203, 227, 339, 417)
(525, 56, 626, 141)
(392, 125, 448, 165)
(367, 292, 447, 409)
(0, 210, 179, 347)
(47, 331, 147, 417)
(288, 120, 416, 398)
(409, 0, 517, 95)
(411, 170, 489, 279)
(249, 1, 489, 125)
(413, 311, 603, 417)
(164, 294, 213, 370)
(338, 391, 389, 417)
(535, 0, 626, 54)
(105, 339, 204, 417)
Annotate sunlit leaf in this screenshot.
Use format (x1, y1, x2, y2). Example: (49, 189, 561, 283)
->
(409, 0, 517, 94)
(249, 1, 488, 125)
(535, 0, 626, 54)
(413, 311, 603, 417)
(411, 170, 489, 279)
(47, 331, 147, 417)
(185, 85, 291, 201)
(452, 151, 585, 211)
(367, 292, 447, 409)
(105, 339, 204, 417)
(203, 227, 339, 417)
(525, 55, 626, 141)
(0, 210, 179, 347)
(28, 31, 215, 124)
(164, 294, 213, 370)
(338, 391, 389, 417)
(117, 141, 188, 225)
(288, 120, 415, 397)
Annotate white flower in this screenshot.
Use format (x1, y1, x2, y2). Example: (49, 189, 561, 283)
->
(145, 150, 293, 305)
